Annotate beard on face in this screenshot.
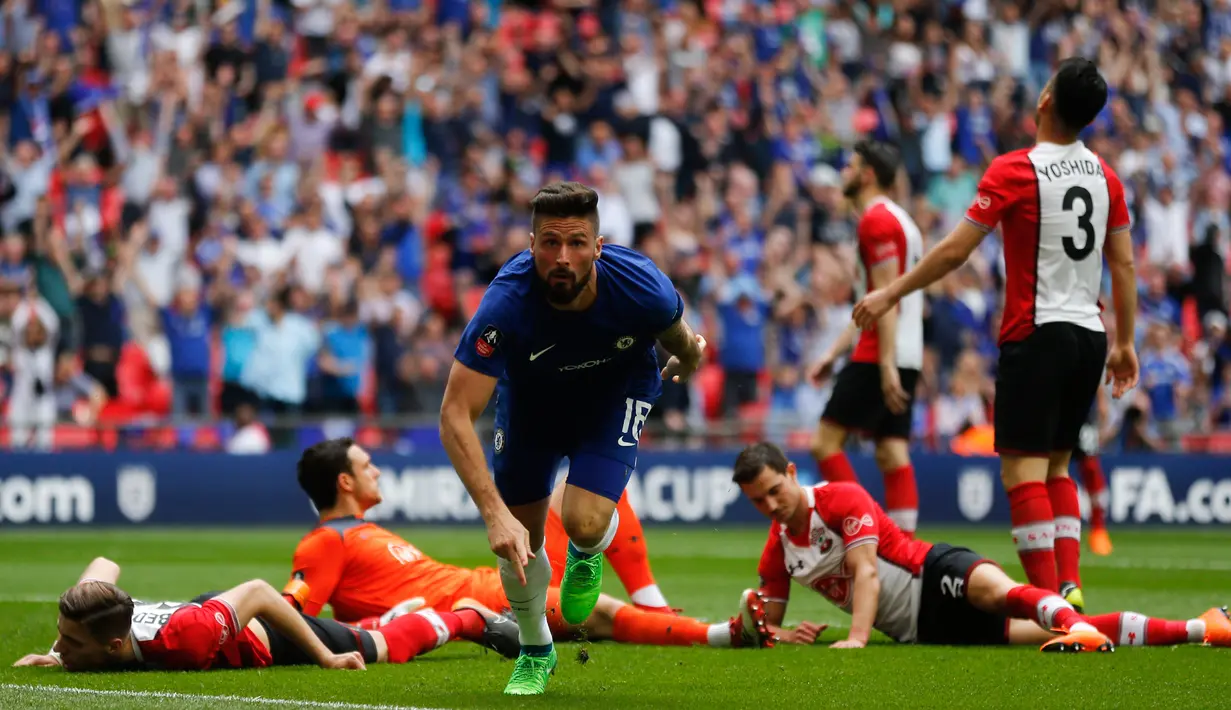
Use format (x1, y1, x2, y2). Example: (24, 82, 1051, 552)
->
(842, 172, 863, 199)
(539, 266, 591, 304)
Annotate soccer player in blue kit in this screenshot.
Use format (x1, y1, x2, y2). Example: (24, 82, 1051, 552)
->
(439, 182, 707, 695)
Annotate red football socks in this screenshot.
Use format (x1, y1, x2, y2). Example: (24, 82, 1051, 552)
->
(1086, 612, 1202, 646)
(883, 464, 919, 536)
(818, 452, 858, 483)
(1047, 476, 1082, 587)
(1005, 585, 1082, 631)
(1078, 456, 1109, 529)
(380, 609, 465, 663)
(1007, 481, 1058, 591)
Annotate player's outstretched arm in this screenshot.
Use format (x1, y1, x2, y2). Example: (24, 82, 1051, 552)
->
(656, 317, 706, 383)
(1103, 228, 1139, 399)
(440, 360, 534, 583)
(77, 556, 121, 586)
(832, 543, 879, 649)
(853, 221, 987, 329)
(13, 558, 124, 669)
(217, 579, 365, 670)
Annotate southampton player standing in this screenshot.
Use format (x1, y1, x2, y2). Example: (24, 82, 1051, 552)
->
(854, 58, 1139, 608)
(440, 182, 706, 695)
(808, 140, 923, 536)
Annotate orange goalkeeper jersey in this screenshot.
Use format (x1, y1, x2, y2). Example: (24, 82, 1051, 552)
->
(288, 516, 503, 622)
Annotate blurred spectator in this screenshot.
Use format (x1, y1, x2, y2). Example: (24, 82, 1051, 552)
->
(935, 350, 992, 442)
(52, 351, 107, 426)
(1139, 269, 1182, 328)
(0, 280, 20, 372)
(282, 200, 343, 296)
(714, 273, 769, 414)
(158, 283, 215, 418)
(1143, 182, 1191, 275)
(219, 290, 259, 416)
(226, 402, 270, 455)
(7, 297, 58, 450)
(76, 265, 127, 399)
(240, 286, 320, 417)
(361, 267, 421, 413)
(315, 297, 368, 414)
(1140, 321, 1194, 447)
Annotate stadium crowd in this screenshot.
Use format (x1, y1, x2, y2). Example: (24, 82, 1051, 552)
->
(1, 0, 1230, 453)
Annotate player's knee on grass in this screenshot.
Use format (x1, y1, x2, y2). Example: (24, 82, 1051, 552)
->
(964, 562, 1021, 616)
(811, 422, 846, 460)
(1000, 454, 1049, 489)
(874, 439, 909, 471)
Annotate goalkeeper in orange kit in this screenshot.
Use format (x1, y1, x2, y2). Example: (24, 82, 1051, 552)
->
(282, 438, 787, 649)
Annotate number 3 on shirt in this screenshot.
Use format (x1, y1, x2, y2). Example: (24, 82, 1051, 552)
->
(1061, 186, 1096, 261)
(619, 398, 653, 447)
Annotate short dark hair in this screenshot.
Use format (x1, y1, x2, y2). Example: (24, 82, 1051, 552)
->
(732, 442, 791, 484)
(530, 181, 599, 233)
(1050, 57, 1107, 134)
(853, 140, 900, 189)
(297, 437, 356, 510)
(59, 581, 134, 642)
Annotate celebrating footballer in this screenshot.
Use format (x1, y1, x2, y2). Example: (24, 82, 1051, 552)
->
(439, 181, 708, 695)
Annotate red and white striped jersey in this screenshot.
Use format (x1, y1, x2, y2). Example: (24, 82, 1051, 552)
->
(965, 142, 1131, 345)
(757, 482, 933, 642)
(852, 197, 925, 369)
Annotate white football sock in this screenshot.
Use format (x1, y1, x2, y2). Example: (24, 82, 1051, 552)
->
(706, 623, 732, 647)
(1187, 619, 1206, 643)
(498, 544, 554, 649)
(571, 509, 620, 556)
(630, 584, 669, 608)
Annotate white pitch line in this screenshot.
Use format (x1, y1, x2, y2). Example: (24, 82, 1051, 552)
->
(0, 684, 446, 710)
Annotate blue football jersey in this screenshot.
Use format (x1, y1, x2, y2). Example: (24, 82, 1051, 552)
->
(454, 245, 684, 410)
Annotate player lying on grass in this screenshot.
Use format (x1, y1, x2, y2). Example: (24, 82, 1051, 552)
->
(732, 442, 1231, 652)
(12, 555, 520, 672)
(284, 438, 781, 650)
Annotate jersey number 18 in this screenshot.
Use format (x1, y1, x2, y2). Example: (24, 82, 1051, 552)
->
(619, 398, 652, 448)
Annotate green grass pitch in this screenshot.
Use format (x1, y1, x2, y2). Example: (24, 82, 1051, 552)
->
(1, 526, 1229, 710)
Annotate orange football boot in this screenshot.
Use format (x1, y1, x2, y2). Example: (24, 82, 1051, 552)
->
(1200, 606, 1231, 647)
(1040, 626, 1115, 653)
(1088, 528, 1113, 557)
